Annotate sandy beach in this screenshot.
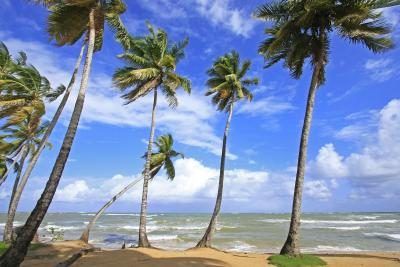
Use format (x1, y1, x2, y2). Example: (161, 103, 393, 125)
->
(18, 241, 400, 267)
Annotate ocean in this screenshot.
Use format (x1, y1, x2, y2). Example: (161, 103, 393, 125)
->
(1, 212, 399, 253)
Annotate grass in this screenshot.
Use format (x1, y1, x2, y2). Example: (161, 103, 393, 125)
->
(0, 241, 47, 256)
(0, 242, 9, 256)
(268, 254, 327, 267)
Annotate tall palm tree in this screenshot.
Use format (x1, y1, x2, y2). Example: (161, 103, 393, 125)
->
(80, 134, 183, 243)
(0, 1, 128, 266)
(113, 24, 191, 247)
(196, 51, 258, 248)
(2, 114, 50, 243)
(255, 0, 393, 256)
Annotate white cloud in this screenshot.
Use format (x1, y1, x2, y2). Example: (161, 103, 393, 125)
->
(237, 97, 294, 117)
(195, 0, 257, 37)
(53, 158, 269, 203)
(2, 37, 236, 159)
(309, 99, 400, 199)
(55, 180, 93, 202)
(309, 144, 347, 179)
(304, 180, 332, 200)
(364, 58, 397, 82)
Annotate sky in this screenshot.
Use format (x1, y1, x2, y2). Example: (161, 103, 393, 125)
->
(0, 0, 399, 213)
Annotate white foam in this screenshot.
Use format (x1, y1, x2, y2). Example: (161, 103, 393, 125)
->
(42, 224, 80, 231)
(227, 241, 257, 252)
(364, 233, 400, 242)
(303, 245, 363, 252)
(318, 226, 361, 231)
(258, 219, 290, 223)
(148, 235, 179, 241)
(301, 219, 397, 224)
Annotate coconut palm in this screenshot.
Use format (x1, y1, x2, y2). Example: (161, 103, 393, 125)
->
(196, 51, 258, 248)
(113, 24, 191, 247)
(255, 0, 393, 256)
(0, 46, 63, 187)
(0, 1, 128, 266)
(2, 114, 50, 243)
(80, 134, 183, 243)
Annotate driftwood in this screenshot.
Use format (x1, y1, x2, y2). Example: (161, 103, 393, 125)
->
(55, 247, 99, 267)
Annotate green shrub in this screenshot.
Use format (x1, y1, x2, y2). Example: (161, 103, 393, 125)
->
(268, 254, 326, 267)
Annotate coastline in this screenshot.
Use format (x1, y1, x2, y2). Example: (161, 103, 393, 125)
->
(20, 240, 400, 267)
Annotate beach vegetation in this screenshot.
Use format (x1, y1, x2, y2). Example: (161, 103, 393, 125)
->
(269, 254, 326, 267)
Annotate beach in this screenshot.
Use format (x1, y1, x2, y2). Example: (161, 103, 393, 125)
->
(19, 240, 400, 267)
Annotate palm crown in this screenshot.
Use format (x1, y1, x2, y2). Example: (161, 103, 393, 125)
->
(47, 0, 128, 51)
(144, 134, 184, 180)
(0, 43, 65, 128)
(1, 112, 50, 163)
(206, 51, 258, 112)
(255, 0, 394, 84)
(113, 24, 191, 107)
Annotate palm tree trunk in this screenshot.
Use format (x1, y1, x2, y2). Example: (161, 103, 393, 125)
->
(0, 10, 96, 267)
(280, 63, 322, 256)
(138, 88, 158, 248)
(196, 103, 234, 248)
(3, 146, 29, 243)
(80, 176, 144, 243)
(14, 42, 86, 192)
(0, 151, 23, 187)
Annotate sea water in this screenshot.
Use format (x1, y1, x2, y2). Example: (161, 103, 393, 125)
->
(1, 212, 399, 253)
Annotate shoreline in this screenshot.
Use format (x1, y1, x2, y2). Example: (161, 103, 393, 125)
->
(19, 240, 400, 267)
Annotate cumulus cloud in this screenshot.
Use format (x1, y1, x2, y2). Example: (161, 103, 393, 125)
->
(53, 158, 269, 203)
(195, 0, 257, 37)
(309, 99, 400, 199)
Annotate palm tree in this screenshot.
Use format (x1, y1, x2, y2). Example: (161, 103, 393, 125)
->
(80, 134, 183, 243)
(113, 24, 191, 247)
(0, 45, 63, 187)
(255, 0, 393, 256)
(196, 51, 258, 248)
(0, 1, 128, 265)
(0, 138, 17, 186)
(2, 114, 50, 243)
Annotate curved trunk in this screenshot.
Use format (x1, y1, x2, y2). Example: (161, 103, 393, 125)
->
(0, 10, 96, 267)
(280, 63, 322, 256)
(3, 146, 29, 242)
(0, 151, 22, 187)
(14, 42, 86, 192)
(196, 103, 233, 248)
(138, 88, 158, 248)
(80, 176, 144, 243)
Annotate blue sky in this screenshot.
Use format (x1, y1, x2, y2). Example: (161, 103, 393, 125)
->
(0, 0, 399, 213)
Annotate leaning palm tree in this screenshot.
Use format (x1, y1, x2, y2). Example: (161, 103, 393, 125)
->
(2, 114, 50, 243)
(196, 51, 258, 248)
(80, 134, 183, 243)
(255, 0, 393, 256)
(0, 1, 128, 266)
(113, 24, 191, 247)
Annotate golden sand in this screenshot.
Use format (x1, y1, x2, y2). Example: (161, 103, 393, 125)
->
(19, 241, 400, 267)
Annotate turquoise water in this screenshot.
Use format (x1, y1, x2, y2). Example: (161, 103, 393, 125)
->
(1, 212, 399, 252)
